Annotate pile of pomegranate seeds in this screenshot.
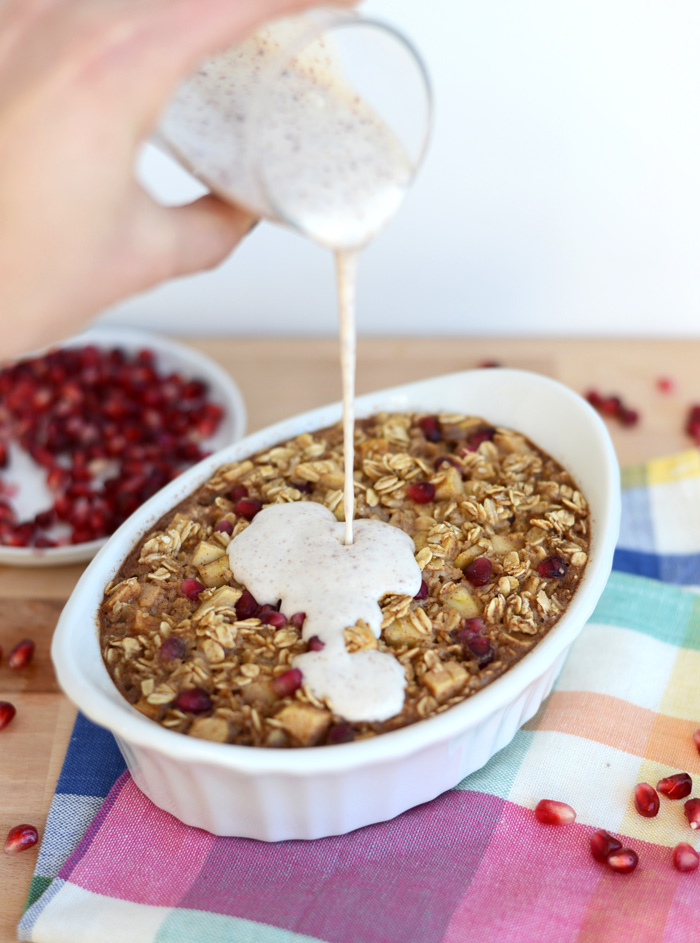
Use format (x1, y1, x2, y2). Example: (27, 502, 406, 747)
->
(585, 390, 639, 427)
(4, 824, 38, 855)
(0, 344, 224, 547)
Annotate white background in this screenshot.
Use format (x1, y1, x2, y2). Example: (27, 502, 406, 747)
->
(102, 1, 700, 338)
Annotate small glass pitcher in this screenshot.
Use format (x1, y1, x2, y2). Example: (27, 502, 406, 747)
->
(154, 7, 432, 250)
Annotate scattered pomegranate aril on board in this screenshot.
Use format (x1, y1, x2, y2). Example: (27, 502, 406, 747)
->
(0, 701, 17, 730)
(590, 829, 623, 862)
(634, 782, 660, 818)
(656, 376, 676, 394)
(607, 849, 639, 874)
(4, 824, 38, 855)
(585, 389, 641, 427)
(464, 557, 493, 586)
(673, 843, 699, 872)
(657, 772, 692, 800)
(534, 799, 576, 826)
(407, 481, 435, 504)
(684, 798, 700, 829)
(7, 638, 35, 669)
(272, 668, 303, 698)
(693, 729, 700, 755)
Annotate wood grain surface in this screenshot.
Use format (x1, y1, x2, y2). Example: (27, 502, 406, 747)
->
(2, 336, 699, 941)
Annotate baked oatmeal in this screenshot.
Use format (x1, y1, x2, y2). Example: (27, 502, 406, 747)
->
(99, 412, 590, 748)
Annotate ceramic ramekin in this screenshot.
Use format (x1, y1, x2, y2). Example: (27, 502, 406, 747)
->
(52, 369, 620, 841)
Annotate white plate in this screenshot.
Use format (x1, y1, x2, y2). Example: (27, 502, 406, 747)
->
(0, 326, 246, 566)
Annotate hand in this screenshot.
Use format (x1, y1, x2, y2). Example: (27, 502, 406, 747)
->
(0, 0, 354, 359)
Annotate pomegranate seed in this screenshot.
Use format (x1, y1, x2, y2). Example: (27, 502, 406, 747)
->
(0, 701, 17, 730)
(434, 455, 460, 470)
(693, 729, 700, 754)
(272, 668, 303, 698)
(465, 427, 496, 451)
(657, 376, 676, 394)
(235, 590, 259, 620)
(414, 580, 428, 600)
(327, 722, 354, 744)
(307, 635, 325, 651)
(478, 360, 501, 368)
(174, 688, 212, 713)
(418, 416, 442, 442)
(534, 799, 576, 825)
(230, 484, 249, 502)
(4, 824, 38, 855)
(590, 829, 623, 862)
(673, 842, 699, 872)
(180, 578, 204, 600)
(537, 555, 569, 579)
(619, 408, 639, 427)
(684, 798, 700, 829)
(407, 481, 435, 504)
(464, 557, 492, 586)
(215, 520, 233, 534)
(657, 772, 692, 800)
(634, 782, 660, 817)
(260, 611, 286, 628)
(465, 634, 495, 667)
(234, 498, 263, 520)
(601, 395, 622, 416)
(290, 612, 306, 629)
(457, 617, 486, 641)
(160, 636, 186, 662)
(607, 849, 638, 874)
(8, 639, 35, 669)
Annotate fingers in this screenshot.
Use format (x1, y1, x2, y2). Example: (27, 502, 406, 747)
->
(124, 192, 258, 290)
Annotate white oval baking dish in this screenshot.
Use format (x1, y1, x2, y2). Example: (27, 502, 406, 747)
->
(52, 368, 620, 840)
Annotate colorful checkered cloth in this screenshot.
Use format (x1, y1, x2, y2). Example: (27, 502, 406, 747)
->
(18, 449, 700, 943)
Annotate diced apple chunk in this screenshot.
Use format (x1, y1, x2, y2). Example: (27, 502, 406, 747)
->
(275, 703, 331, 746)
(384, 618, 426, 646)
(443, 585, 482, 618)
(192, 539, 226, 567)
(435, 466, 464, 500)
(197, 555, 233, 588)
(189, 716, 229, 742)
(194, 585, 241, 618)
(423, 661, 468, 701)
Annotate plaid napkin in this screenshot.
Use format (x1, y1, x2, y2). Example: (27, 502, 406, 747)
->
(18, 449, 700, 943)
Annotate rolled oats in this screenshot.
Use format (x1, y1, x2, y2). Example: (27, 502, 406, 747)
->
(99, 412, 590, 749)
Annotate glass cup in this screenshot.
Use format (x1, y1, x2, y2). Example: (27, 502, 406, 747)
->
(154, 8, 432, 250)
